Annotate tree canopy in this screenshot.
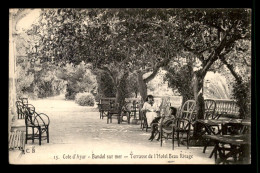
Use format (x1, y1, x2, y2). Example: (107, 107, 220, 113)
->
(20, 8, 251, 118)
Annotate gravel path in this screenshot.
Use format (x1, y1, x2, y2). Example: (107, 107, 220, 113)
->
(9, 95, 215, 164)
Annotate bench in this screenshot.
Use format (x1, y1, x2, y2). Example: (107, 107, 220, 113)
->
(97, 98, 116, 119)
(9, 130, 26, 154)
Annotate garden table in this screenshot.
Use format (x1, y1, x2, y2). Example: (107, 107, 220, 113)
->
(203, 134, 250, 164)
(197, 119, 251, 135)
(197, 119, 251, 153)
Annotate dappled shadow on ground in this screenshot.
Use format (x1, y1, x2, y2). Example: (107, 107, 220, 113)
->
(10, 95, 215, 164)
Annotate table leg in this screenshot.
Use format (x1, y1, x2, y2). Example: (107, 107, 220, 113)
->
(209, 143, 218, 158)
(222, 124, 228, 135)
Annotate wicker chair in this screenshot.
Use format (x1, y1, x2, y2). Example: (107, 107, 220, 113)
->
(140, 111, 150, 132)
(204, 99, 217, 120)
(160, 100, 196, 150)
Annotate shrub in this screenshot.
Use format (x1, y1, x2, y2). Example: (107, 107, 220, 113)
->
(60, 62, 98, 100)
(231, 79, 251, 119)
(75, 92, 95, 106)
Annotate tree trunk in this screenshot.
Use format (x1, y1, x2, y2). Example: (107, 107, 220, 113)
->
(115, 86, 124, 110)
(192, 72, 205, 139)
(135, 91, 138, 98)
(137, 72, 147, 103)
(115, 72, 129, 112)
(114, 75, 129, 124)
(193, 73, 205, 120)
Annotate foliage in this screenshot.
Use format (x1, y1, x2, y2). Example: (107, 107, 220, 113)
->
(75, 92, 95, 106)
(16, 55, 65, 99)
(125, 73, 139, 98)
(94, 71, 116, 101)
(213, 38, 251, 118)
(146, 70, 174, 96)
(175, 8, 251, 82)
(16, 63, 34, 98)
(232, 79, 251, 119)
(30, 62, 65, 98)
(23, 9, 251, 117)
(168, 9, 252, 126)
(25, 9, 181, 103)
(213, 39, 251, 83)
(57, 62, 97, 100)
(164, 60, 194, 103)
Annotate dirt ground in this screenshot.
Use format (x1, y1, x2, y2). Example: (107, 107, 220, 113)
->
(9, 95, 215, 164)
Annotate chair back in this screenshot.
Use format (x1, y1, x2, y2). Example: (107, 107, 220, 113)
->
(109, 101, 120, 113)
(99, 98, 116, 111)
(16, 101, 24, 115)
(100, 103, 111, 111)
(123, 100, 132, 111)
(24, 104, 36, 125)
(132, 100, 140, 111)
(20, 98, 28, 105)
(176, 100, 196, 131)
(24, 104, 50, 127)
(179, 100, 197, 121)
(204, 99, 216, 119)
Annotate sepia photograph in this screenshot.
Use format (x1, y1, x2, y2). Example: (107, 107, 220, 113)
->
(8, 8, 252, 165)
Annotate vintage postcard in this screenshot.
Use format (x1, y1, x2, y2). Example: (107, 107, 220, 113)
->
(9, 8, 252, 164)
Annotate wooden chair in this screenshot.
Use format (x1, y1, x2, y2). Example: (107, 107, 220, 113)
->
(175, 100, 197, 149)
(120, 101, 132, 124)
(140, 97, 163, 132)
(24, 104, 50, 145)
(107, 101, 121, 124)
(159, 116, 178, 149)
(203, 99, 220, 136)
(98, 98, 116, 119)
(148, 97, 177, 140)
(201, 99, 222, 153)
(124, 98, 141, 119)
(160, 100, 196, 150)
(140, 104, 160, 132)
(131, 100, 140, 120)
(140, 111, 150, 132)
(99, 103, 111, 119)
(204, 99, 217, 120)
(20, 97, 28, 105)
(16, 98, 30, 119)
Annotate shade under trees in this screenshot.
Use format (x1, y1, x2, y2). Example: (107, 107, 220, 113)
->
(20, 8, 251, 133)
